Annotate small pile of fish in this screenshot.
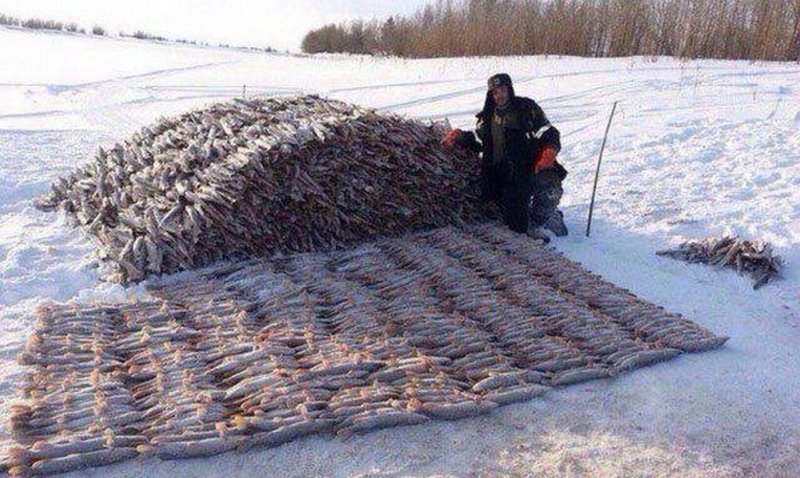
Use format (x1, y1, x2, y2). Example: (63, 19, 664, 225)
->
(657, 236, 784, 289)
(6, 223, 728, 476)
(34, 95, 482, 283)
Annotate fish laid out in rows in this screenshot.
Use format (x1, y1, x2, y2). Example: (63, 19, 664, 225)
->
(6, 224, 727, 476)
(34, 95, 484, 283)
(657, 236, 783, 289)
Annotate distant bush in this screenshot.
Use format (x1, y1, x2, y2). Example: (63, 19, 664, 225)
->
(129, 30, 168, 41)
(122, 31, 210, 45)
(218, 42, 275, 53)
(0, 13, 21, 26)
(2, 12, 275, 53)
(1, 12, 103, 36)
(21, 18, 64, 31)
(302, 0, 800, 62)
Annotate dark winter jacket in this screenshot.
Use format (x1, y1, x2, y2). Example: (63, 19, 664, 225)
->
(462, 89, 566, 181)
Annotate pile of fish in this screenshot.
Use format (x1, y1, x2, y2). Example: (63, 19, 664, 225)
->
(657, 236, 784, 289)
(6, 223, 728, 476)
(34, 95, 483, 283)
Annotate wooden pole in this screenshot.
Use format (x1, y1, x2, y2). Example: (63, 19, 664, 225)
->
(586, 101, 618, 237)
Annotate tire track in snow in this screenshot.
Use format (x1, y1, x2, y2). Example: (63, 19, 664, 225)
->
(63, 60, 243, 136)
(44, 60, 238, 95)
(373, 64, 736, 112)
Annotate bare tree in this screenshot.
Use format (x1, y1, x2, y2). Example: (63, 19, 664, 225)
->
(300, 0, 799, 61)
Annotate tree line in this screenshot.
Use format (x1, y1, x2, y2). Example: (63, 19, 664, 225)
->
(0, 13, 97, 35)
(0, 13, 276, 52)
(301, 0, 800, 61)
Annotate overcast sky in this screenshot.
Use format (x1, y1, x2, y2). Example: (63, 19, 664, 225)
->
(0, 0, 430, 51)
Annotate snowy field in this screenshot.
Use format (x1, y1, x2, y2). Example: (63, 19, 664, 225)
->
(1, 26, 799, 477)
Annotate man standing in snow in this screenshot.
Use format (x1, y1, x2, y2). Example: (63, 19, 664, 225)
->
(442, 73, 567, 241)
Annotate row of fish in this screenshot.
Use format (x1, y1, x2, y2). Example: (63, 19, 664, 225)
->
(34, 95, 483, 283)
(657, 236, 783, 290)
(7, 224, 727, 475)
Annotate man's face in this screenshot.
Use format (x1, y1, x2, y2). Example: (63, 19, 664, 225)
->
(492, 85, 509, 107)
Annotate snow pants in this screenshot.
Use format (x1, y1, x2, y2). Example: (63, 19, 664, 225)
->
(529, 169, 564, 229)
(482, 161, 563, 234)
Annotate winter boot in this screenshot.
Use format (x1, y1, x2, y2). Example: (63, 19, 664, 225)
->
(527, 225, 551, 244)
(544, 210, 568, 237)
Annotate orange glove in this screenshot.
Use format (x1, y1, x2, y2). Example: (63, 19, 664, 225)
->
(534, 146, 557, 174)
(441, 129, 463, 150)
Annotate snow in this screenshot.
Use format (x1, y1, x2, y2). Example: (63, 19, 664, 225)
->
(1, 25, 799, 476)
